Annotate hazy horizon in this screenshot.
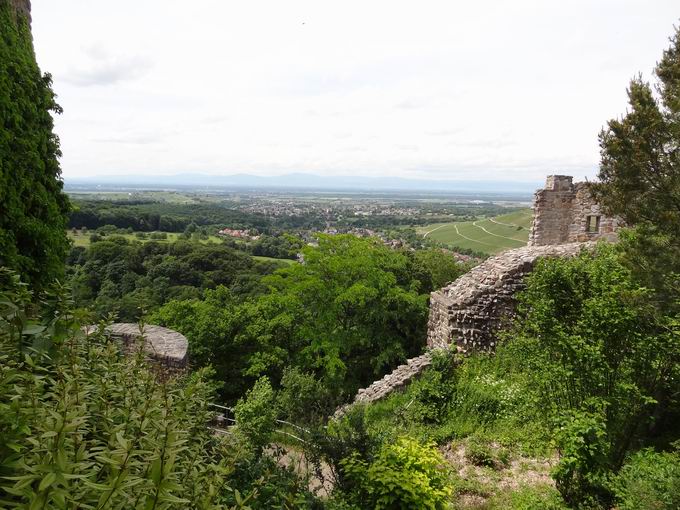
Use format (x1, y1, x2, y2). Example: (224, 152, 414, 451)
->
(32, 0, 680, 182)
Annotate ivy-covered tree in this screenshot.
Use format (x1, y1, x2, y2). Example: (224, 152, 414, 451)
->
(0, 0, 70, 290)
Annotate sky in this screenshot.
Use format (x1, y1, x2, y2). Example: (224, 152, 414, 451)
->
(31, 0, 679, 182)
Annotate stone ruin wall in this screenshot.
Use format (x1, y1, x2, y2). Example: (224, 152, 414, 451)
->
(426, 242, 591, 352)
(83, 323, 189, 376)
(335, 243, 592, 417)
(528, 175, 620, 246)
(336, 175, 621, 414)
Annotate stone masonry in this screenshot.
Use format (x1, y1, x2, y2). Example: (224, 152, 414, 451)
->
(83, 323, 189, 373)
(426, 242, 592, 352)
(334, 353, 434, 418)
(335, 175, 620, 414)
(528, 175, 620, 246)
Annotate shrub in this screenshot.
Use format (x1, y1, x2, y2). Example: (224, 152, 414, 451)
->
(507, 245, 680, 504)
(234, 376, 277, 452)
(341, 436, 452, 509)
(612, 447, 680, 510)
(465, 441, 495, 468)
(0, 275, 244, 508)
(277, 366, 333, 424)
(551, 407, 611, 507)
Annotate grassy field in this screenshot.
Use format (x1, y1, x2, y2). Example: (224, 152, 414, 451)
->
(68, 231, 224, 248)
(252, 255, 296, 266)
(416, 209, 533, 254)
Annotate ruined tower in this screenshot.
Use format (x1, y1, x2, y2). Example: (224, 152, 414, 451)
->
(528, 175, 620, 246)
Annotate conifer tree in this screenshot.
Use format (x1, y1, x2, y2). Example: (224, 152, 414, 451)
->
(0, 0, 70, 290)
(593, 25, 680, 239)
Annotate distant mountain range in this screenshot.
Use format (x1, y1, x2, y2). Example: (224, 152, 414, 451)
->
(64, 172, 541, 196)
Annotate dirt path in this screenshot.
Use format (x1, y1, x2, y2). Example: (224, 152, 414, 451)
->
(488, 217, 528, 230)
(452, 225, 496, 247)
(472, 221, 526, 243)
(423, 223, 450, 237)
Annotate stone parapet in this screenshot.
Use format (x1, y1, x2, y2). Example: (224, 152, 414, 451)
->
(84, 323, 189, 373)
(334, 352, 436, 418)
(426, 242, 592, 352)
(528, 175, 620, 246)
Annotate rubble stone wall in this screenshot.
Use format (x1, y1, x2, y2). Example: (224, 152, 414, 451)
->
(84, 323, 189, 374)
(334, 353, 436, 418)
(426, 242, 591, 352)
(528, 175, 620, 246)
(336, 243, 592, 416)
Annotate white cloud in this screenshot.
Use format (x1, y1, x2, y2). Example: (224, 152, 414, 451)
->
(30, 0, 680, 181)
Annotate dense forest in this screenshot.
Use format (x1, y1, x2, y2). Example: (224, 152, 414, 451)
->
(1, 0, 680, 508)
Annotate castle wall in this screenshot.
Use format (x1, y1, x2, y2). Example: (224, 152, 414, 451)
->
(425, 242, 591, 352)
(528, 175, 620, 246)
(8, 0, 31, 23)
(335, 174, 621, 414)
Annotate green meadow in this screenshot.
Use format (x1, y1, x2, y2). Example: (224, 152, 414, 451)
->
(417, 208, 533, 254)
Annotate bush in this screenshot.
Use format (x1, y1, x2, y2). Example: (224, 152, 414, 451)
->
(551, 407, 611, 507)
(465, 441, 495, 468)
(507, 245, 680, 505)
(234, 376, 277, 452)
(612, 447, 680, 510)
(0, 276, 243, 508)
(277, 366, 334, 424)
(341, 436, 452, 509)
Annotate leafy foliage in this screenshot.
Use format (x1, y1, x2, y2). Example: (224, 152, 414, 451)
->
(68, 237, 277, 322)
(592, 25, 680, 305)
(611, 446, 680, 510)
(341, 436, 452, 510)
(0, 275, 254, 509)
(507, 245, 680, 505)
(153, 235, 456, 402)
(234, 377, 277, 453)
(0, 1, 70, 290)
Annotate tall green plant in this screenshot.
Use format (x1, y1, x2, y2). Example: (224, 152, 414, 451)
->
(0, 275, 247, 509)
(506, 245, 680, 505)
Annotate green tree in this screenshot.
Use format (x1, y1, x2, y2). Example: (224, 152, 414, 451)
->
(154, 235, 431, 402)
(594, 25, 680, 238)
(0, 1, 70, 290)
(592, 25, 680, 301)
(505, 246, 680, 506)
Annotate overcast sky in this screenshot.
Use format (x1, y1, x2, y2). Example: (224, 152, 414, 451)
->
(32, 0, 679, 182)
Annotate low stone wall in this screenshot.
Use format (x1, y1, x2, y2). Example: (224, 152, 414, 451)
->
(334, 352, 435, 418)
(334, 243, 599, 417)
(84, 323, 188, 373)
(427, 242, 591, 352)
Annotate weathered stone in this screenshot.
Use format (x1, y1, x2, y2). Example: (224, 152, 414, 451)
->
(426, 242, 592, 352)
(83, 323, 188, 374)
(336, 175, 621, 418)
(9, 0, 31, 23)
(528, 175, 620, 246)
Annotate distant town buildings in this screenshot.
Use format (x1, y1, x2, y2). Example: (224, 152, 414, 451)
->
(217, 228, 260, 240)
